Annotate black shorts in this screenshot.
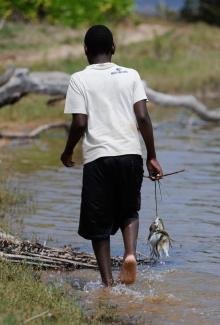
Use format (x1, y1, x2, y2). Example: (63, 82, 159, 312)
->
(78, 154, 143, 240)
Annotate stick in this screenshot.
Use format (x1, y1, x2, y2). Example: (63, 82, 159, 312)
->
(22, 252, 98, 268)
(136, 250, 149, 259)
(24, 310, 50, 323)
(0, 257, 60, 269)
(0, 252, 98, 269)
(144, 169, 185, 179)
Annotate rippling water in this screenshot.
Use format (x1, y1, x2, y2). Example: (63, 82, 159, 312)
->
(11, 111, 220, 324)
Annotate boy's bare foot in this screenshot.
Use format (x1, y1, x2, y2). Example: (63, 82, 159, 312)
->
(119, 254, 137, 284)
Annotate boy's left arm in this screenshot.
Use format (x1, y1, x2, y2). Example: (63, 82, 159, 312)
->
(60, 113, 87, 167)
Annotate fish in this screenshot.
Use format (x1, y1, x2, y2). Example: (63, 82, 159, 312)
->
(148, 217, 172, 259)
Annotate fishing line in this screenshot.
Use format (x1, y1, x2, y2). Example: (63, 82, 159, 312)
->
(147, 169, 185, 217)
(154, 181, 158, 216)
(154, 179, 162, 217)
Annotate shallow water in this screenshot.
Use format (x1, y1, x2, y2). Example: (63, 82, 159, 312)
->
(6, 110, 220, 324)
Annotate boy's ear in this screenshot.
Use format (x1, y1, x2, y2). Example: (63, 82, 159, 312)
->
(84, 44, 88, 55)
(111, 43, 115, 55)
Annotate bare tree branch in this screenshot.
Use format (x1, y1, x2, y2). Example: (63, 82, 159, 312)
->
(143, 81, 220, 122)
(0, 68, 220, 123)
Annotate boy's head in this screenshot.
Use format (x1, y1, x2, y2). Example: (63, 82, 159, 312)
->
(84, 25, 115, 58)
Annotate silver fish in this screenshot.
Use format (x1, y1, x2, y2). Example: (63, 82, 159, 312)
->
(148, 217, 172, 259)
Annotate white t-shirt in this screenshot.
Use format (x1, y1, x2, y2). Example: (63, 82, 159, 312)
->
(64, 62, 148, 164)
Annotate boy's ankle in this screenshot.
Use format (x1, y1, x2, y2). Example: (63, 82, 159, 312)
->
(123, 253, 136, 260)
(102, 278, 114, 287)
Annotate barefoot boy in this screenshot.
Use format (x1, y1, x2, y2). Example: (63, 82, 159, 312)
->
(61, 25, 163, 287)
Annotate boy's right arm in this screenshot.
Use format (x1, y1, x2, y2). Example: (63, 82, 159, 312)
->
(134, 100, 163, 180)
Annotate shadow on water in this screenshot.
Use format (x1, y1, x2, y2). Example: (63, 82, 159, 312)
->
(1, 108, 220, 324)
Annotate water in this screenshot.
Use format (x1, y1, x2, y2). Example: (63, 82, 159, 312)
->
(6, 110, 220, 324)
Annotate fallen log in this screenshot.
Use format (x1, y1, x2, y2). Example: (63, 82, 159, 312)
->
(0, 230, 151, 270)
(0, 65, 15, 86)
(0, 67, 219, 123)
(143, 81, 220, 122)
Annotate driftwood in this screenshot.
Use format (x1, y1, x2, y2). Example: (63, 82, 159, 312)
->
(143, 81, 220, 123)
(0, 230, 150, 270)
(0, 67, 219, 124)
(0, 66, 16, 87)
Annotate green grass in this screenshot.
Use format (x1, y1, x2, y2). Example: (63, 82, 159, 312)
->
(0, 95, 68, 125)
(0, 182, 27, 219)
(0, 22, 83, 53)
(0, 262, 93, 325)
(115, 22, 220, 93)
(25, 21, 220, 94)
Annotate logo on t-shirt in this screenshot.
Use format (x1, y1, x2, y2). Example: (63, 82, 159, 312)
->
(111, 67, 128, 75)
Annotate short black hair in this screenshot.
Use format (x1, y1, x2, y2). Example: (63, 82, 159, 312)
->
(84, 25, 114, 56)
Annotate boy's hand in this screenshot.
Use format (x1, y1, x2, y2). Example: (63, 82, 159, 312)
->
(60, 152, 74, 167)
(147, 158, 163, 181)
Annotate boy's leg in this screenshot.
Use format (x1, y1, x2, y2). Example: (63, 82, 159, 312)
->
(92, 237, 113, 287)
(121, 218, 139, 256)
(119, 218, 139, 284)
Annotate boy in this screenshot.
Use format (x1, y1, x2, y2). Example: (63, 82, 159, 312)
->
(61, 25, 163, 287)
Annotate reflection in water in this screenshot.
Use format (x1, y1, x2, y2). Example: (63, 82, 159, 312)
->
(12, 111, 220, 324)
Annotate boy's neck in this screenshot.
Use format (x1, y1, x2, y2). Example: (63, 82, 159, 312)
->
(88, 54, 112, 65)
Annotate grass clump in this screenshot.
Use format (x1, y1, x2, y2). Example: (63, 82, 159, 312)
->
(0, 174, 29, 221)
(0, 262, 93, 325)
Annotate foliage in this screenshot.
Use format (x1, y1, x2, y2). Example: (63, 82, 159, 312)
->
(181, 0, 220, 26)
(181, 0, 200, 21)
(0, 0, 133, 26)
(199, 0, 220, 26)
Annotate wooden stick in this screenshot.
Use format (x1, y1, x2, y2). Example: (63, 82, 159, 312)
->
(136, 250, 149, 259)
(0, 257, 60, 269)
(24, 310, 50, 323)
(22, 252, 98, 268)
(0, 252, 98, 269)
(143, 169, 185, 179)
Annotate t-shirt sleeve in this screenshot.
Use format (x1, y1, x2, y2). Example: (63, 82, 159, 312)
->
(133, 70, 149, 104)
(64, 75, 87, 114)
